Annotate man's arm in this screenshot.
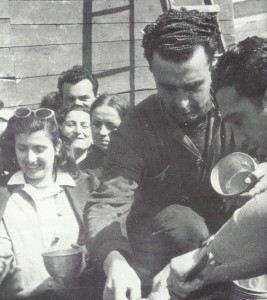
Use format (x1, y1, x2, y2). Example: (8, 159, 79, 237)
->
(148, 187, 267, 299)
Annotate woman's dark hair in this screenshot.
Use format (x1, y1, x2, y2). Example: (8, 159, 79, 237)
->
(90, 94, 130, 120)
(142, 8, 219, 65)
(1, 111, 79, 176)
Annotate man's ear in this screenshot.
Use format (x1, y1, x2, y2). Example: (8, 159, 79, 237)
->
(263, 90, 267, 108)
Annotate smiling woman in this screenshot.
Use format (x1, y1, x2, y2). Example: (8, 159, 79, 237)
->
(57, 105, 92, 170)
(0, 107, 99, 299)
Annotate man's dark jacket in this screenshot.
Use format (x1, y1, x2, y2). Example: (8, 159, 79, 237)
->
(84, 94, 235, 263)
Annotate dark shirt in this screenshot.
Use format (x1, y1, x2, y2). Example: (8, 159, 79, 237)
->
(84, 94, 235, 263)
(78, 145, 105, 181)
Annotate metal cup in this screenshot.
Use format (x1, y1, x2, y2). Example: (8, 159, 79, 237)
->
(42, 248, 84, 278)
(210, 152, 257, 196)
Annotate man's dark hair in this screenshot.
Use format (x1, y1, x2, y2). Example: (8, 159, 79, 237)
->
(212, 36, 267, 103)
(142, 8, 219, 65)
(58, 65, 99, 97)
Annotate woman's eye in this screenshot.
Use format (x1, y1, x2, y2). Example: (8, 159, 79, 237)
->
(64, 122, 75, 127)
(35, 146, 46, 153)
(92, 123, 101, 128)
(17, 147, 27, 152)
(106, 123, 118, 131)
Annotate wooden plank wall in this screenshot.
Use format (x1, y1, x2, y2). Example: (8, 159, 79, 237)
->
(233, 0, 267, 43)
(0, 0, 244, 108)
(0, 0, 163, 107)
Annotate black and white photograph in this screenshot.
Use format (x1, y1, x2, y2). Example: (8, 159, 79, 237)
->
(0, 0, 267, 299)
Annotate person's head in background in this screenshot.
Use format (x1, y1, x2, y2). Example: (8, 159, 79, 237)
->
(58, 65, 99, 108)
(57, 105, 92, 163)
(0, 100, 14, 137)
(142, 8, 219, 124)
(40, 91, 62, 112)
(212, 36, 267, 152)
(90, 94, 130, 153)
(1, 107, 78, 187)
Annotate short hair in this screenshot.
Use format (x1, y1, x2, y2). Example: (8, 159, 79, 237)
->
(212, 36, 267, 103)
(90, 94, 130, 121)
(58, 65, 99, 97)
(142, 8, 219, 65)
(1, 111, 79, 176)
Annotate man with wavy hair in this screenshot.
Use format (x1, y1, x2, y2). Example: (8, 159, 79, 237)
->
(85, 9, 241, 300)
(58, 65, 99, 108)
(149, 36, 267, 300)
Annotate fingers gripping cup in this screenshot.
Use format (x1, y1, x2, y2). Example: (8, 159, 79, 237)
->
(210, 152, 258, 196)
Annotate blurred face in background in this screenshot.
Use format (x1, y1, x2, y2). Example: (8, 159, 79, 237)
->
(60, 110, 92, 157)
(91, 105, 121, 152)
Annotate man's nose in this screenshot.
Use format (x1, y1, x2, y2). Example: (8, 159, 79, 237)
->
(27, 150, 37, 162)
(99, 125, 109, 136)
(74, 124, 83, 135)
(174, 90, 190, 109)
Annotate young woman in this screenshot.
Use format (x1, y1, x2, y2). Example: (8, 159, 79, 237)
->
(88, 94, 130, 177)
(57, 105, 92, 172)
(0, 107, 99, 299)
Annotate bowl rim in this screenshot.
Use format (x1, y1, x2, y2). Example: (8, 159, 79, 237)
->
(42, 247, 83, 257)
(210, 152, 257, 196)
(233, 280, 267, 293)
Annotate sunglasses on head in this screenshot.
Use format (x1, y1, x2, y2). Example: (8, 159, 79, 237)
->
(14, 107, 55, 119)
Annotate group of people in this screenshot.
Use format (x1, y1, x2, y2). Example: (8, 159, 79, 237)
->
(0, 7, 266, 300)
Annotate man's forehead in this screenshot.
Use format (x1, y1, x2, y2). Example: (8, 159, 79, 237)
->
(62, 79, 93, 92)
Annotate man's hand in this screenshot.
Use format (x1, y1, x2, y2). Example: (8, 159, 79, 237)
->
(147, 264, 171, 300)
(167, 248, 210, 299)
(103, 251, 141, 300)
(245, 162, 267, 197)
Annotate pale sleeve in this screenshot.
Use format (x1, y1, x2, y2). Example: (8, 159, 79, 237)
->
(211, 191, 267, 263)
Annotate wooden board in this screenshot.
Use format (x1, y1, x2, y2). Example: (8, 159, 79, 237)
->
(0, 48, 15, 77)
(10, 22, 149, 47)
(0, 0, 9, 19)
(12, 40, 148, 78)
(10, 0, 163, 25)
(0, 19, 10, 47)
(234, 0, 267, 18)
(0, 79, 17, 106)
